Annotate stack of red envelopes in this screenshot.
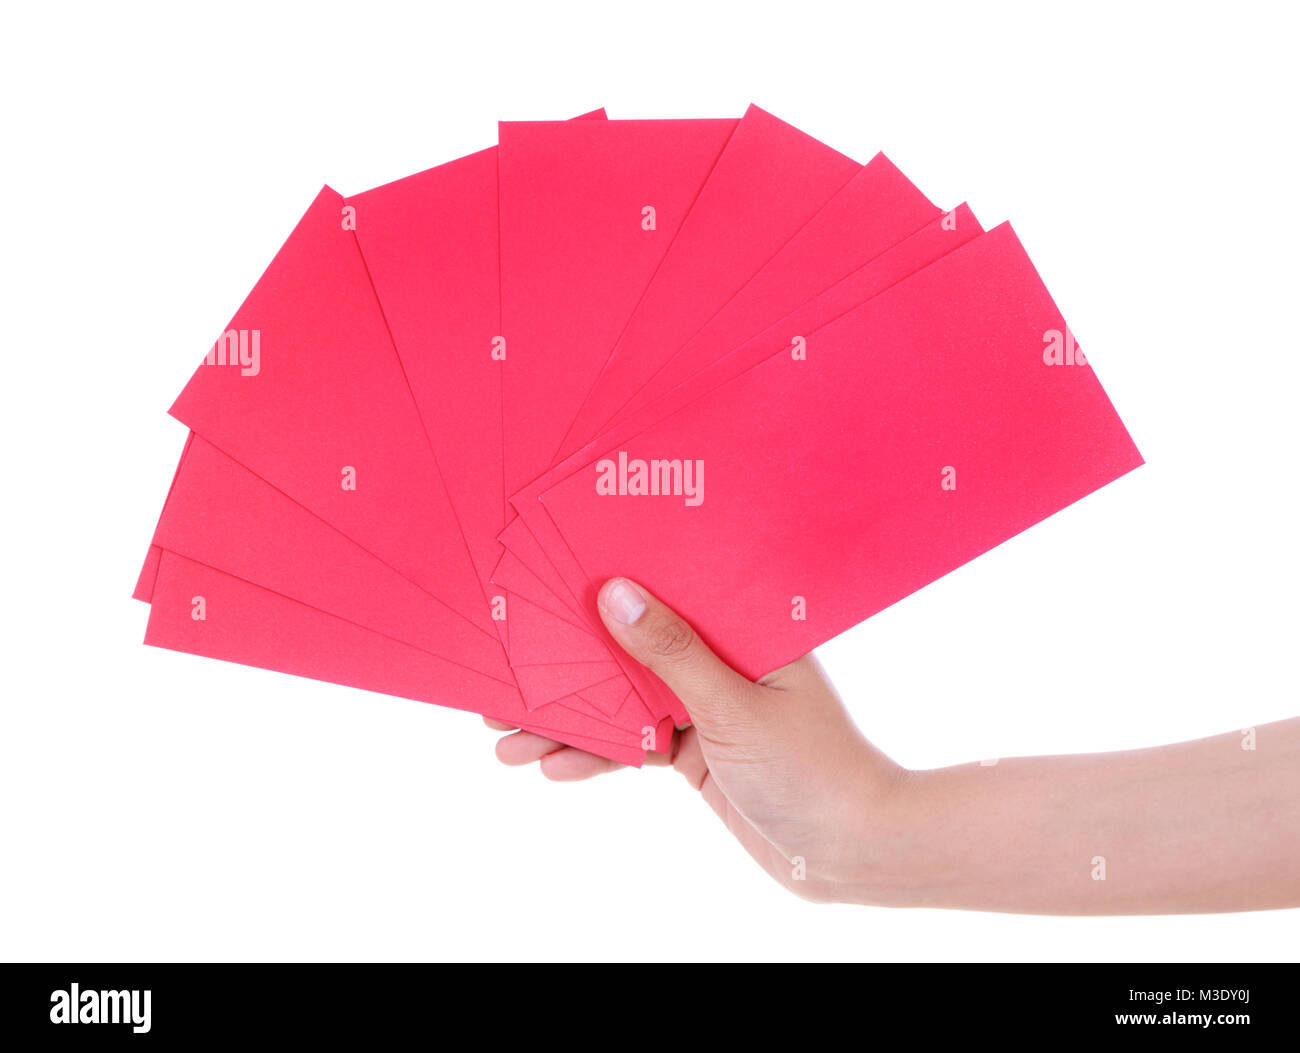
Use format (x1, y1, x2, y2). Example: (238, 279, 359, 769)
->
(135, 105, 1142, 765)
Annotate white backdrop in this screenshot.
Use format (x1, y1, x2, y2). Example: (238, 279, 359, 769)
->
(2, 1, 1296, 961)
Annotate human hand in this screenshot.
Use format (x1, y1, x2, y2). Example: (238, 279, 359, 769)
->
(486, 577, 906, 902)
(489, 580, 1300, 913)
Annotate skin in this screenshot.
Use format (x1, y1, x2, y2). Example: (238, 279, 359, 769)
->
(487, 577, 1300, 913)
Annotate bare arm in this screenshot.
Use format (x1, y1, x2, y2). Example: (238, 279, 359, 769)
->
(866, 719, 1300, 913)
(488, 577, 1300, 914)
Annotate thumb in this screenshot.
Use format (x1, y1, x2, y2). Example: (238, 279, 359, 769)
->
(597, 577, 763, 734)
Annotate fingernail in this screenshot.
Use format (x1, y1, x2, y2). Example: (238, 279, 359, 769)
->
(603, 579, 646, 625)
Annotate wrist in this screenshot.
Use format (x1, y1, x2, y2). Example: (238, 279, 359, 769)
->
(832, 758, 933, 907)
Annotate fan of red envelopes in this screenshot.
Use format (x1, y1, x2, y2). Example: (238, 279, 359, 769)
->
(134, 105, 1142, 765)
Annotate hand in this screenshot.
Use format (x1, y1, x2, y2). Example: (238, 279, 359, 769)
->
(487, 578, 1300, 913)
(487, 577, 904, 902)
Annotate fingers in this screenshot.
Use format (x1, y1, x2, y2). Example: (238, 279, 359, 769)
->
(494, 729, 619, 779)
(487, 721, 675, 778)
(539, 749, 625, 781)
(493, 732, 626, 780)
(596, 577, 764, 739)
(493, 729, 567, 766)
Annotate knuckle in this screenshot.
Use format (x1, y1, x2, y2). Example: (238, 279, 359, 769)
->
(647, 616, 696, 660)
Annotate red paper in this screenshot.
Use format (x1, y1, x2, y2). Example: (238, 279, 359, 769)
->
(494, 119, 739, 699)
(512, 204, 988, 650)
(538, 223, 1143, 680)
(499, 118, 738, 497)
(499, 106, 867, 722)
(136, 106, 1140, 772)
(610, 153, 940, 426)
(347, 149, 508, 621)
(142, 113, 669, 754)
(145, 550, 648, 763)
(150, 434, 512, 681)
(170, 188, 491, 636)
(511, 174, 961, 721)
(553, 105, 861, 461)
(507, 153, 947, 605)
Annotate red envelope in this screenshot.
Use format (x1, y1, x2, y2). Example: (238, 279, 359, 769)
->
(499, 117, 738, 497)
(137, 108, 1138, 772)
(143, 113, 612, 626)
(143, 112, 670, 752)
(501, 125, 960, 728)
(145, 549, 649, 763)
(349, 114, 667, 706)
(498, 106, 867, 723)
(139, 496, 654, 736)
(510, 160, 955, 722)
(491, 549, 590, 631)
(576, 676, 639, 718)
(156, 112, 622, 711)
(169, 187, 492, 637)
(553, 105, 861, 462)
(347, 149, 508, 621)
(347, 106, 606, 607)
(513, 663, 647, 725)
(133, 428, 196, 602)
(148, 434, 513, 682)
(133, 544, 162, 602)
(493, 513, 588, 625)
(538, 223, 1143, 682)
(609, 153, 940, 426)
(511, 204, 988, 656)
(507, 153, 947, 605)
(495, 118, 740, 696)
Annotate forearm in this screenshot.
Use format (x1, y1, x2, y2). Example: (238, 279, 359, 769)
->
(852, 718, 1300, 914)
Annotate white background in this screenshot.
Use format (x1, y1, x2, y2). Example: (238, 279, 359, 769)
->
(2, 1, 1297, 962)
